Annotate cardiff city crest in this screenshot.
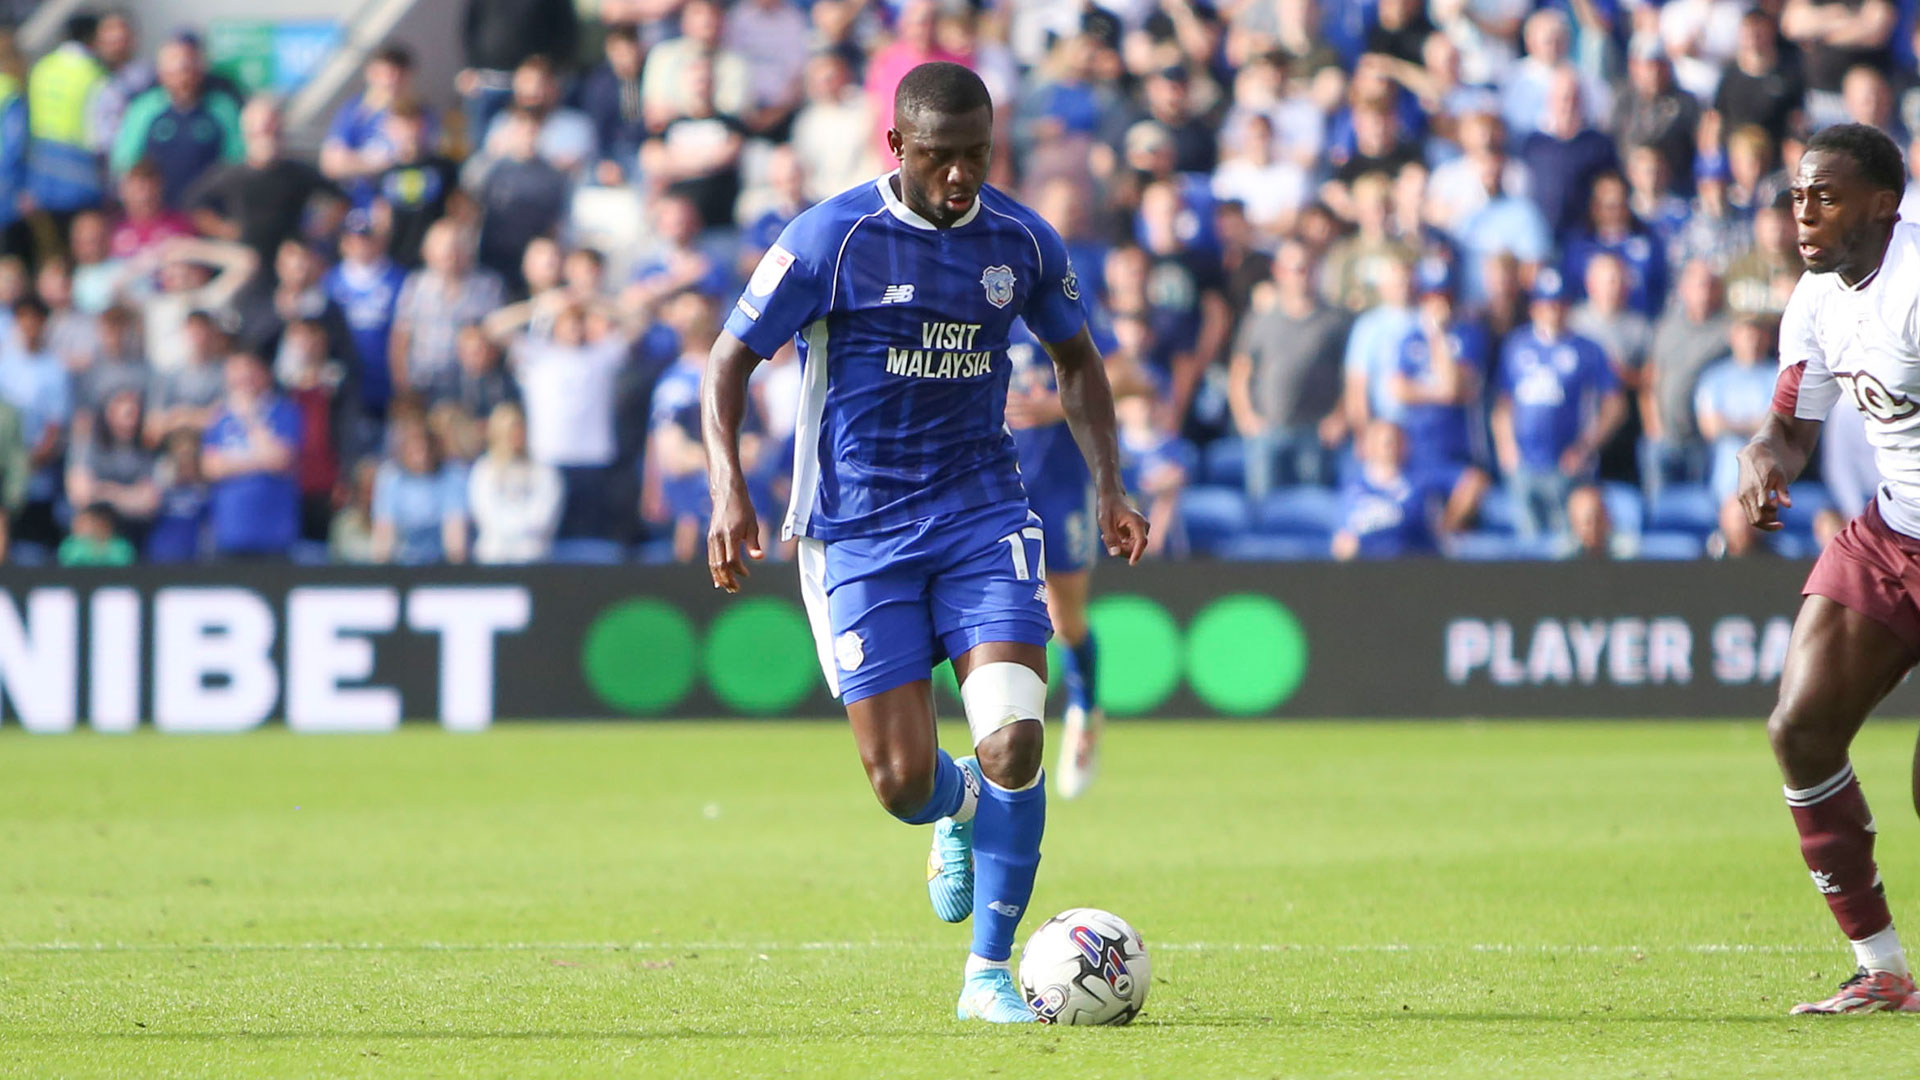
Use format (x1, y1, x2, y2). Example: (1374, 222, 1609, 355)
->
(981, 265, 1015, 308)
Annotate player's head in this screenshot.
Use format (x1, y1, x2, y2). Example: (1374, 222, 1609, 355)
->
(1793, 122, 1904, 278)
(888, 61, 993, 228)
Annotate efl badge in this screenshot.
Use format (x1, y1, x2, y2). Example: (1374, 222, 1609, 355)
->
(981, 265, 1016, 308)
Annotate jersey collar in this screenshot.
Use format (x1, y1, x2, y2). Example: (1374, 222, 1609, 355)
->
(876, 171, 982, 231)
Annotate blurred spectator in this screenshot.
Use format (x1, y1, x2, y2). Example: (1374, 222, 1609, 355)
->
(328, 457, 378, 564)
(189, 97, 345, 271)
(1323, 173, 1418, 312)
(726, 0, 812, 138)
(0, 58, 25, 259)
(108, 161, 195, 262)
(113, 237, 254, 375)
(624, 195, 729, 313)
(1389, 259, 1492, 532)
(1228, 240, 1348, 496)
(69, 210, 119, 313)
(1430, 0, 1522, 90)
(479, 55, 598, 179)
(1491, 271, 1626, 541)
(1341, 254, 1418, 430)
(458, 0, 579, 146)
(1642, 258, 1732, 497)
(0, 396, 24, 541)
(279, 319, 350, 540)
(1562, 173, 1668, 319)
(649, 295, 727, 561)
(320, 43, 426, 209)
(1672, 154, 1750, 272)
(201, 352, 301, 559)
(0, 297, 70, 545)
(145, 429, 207, 562)
(1565, 484, 1632, 559)
(1714, 9, 1804, 148)
(1725, 196, 1803, 318)
(503, 299, 630, 539)
(1842, 64, 1907, 145)
(372, 411, 468, 564)
(1696, 314, 1782, 500)
(1726, 122, 1788, 216)
(738, 147, 813, 276)
(143, 309, 226, 447)
(642, 0, 751, 132)
(1013, 32, 1110, 183)
(1822, 397, 1881, 519)
(1213, 200, 1274, 331)
(576, 24, 648, 186)
(1137, 182, 1231, 436)
(109, 36, 242, 208)
(1427, 112, 1529, 236)
(372, 102, 461, 270)
(38, 257, 99, 371)
(790, 52, 877, 203)
(1569, 252, 1654, 402)
(1658, 0, 1748, 102)
(234, 241, 359, 397)
(1624, 144, 1692, 260)
(1710, 490, 1769, 558)
(325, 213, 408, 421)
(1324, 88, 1420, 215)
(1365, 0, 1434, 65)
(1212, 113, 1310, 238)
(1114, 382, 1185, 558)
(1783, 0, 1896, 129)
(469, 107, 570, 291)
(1332, 419, 1441, 560)
(391, 221, 506, 401)
(865, 0, 971, 163)
(1520, 68, 1619, 241)
(1612, 37, 1699, 191)
(25, 16, 108, 220)
(638, 57, 748, 232)
(0, 256, 22, 337)
(451, 324, 521, 419)
(57, 503, 134, 566)
(73, 304, 146, 420)
(88, 12, 150, 166)
(1449, 124, 1551, 306)
(66, 386, 156, 545)
(468, 400, 560, 563)
(1503, 10, 1605, 139)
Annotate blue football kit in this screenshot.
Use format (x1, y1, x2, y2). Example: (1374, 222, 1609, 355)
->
(1006, 304, 1116, 575)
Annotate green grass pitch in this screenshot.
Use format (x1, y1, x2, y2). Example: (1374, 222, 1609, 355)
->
(4, 720, 1919, 1078)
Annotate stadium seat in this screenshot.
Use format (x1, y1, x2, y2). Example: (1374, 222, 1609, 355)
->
(1600, 482, 1645, 537)
(631, 539, 679, 565)
(289, 541, 331, 566)
(1178, 486, 1252, 553)
(1477, 488, 1518, 534)
(9, 541, 50, 567)
(1202, 438, 1248, 488)
(1775, 483, 1835, 536)
(1213, 534, 1330, 561)
(1647, 484, 1720, 535)
(549, 539, 628, 565)
(1252, 486, 1341, 537)
(1769, 533, 1819, 559)
(1450, 531, 1556, 561)
(1635, 531, 1705, 560)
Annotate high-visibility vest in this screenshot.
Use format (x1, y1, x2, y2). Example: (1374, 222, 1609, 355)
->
(27, 43, 103, 149)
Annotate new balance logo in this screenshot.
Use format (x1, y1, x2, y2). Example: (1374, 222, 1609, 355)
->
(880, 284, 915, 304)
(988, 901, 1022, 917)
(1812, 870, 1841, 895)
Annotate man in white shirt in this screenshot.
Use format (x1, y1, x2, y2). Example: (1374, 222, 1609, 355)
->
(510, 301, 628, 539)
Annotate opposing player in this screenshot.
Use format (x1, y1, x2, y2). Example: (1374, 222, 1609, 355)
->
(702, 62, 1150, 1022)
(1739, 123, 1920, 1014)
(1005, 307, 1121, 799)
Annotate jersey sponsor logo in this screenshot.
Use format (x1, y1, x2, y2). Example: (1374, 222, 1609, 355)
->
(747, 244, 795, 296)
(981, 265, 1016, 308)
(1834, 370, 1919, 423)
(1062, 265, 1080, 302)
(880, 283, 915, 304)
(835, 630, 864, 672)
(884, 321, 993, 379)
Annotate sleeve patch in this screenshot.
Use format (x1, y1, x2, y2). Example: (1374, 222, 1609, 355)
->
(747, 245, 796, 297)
(1772, 360, 1807, 417)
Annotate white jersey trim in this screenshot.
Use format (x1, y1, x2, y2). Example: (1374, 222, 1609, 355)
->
(784, 318, 832, 541)
(874, 170, 983, 230)
(796, 538, 840, 698)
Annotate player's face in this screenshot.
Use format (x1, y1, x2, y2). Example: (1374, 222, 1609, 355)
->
(890, 105, 992, 228)
(1792, 149, 1898, 279)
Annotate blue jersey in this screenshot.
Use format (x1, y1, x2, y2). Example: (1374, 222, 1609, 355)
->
(723, 174, 1087, 541)
(1338, 470, 1439, 558)
(1395, 319, 1488, 468)
(325, 260, 408, 412)
(1499, 326, 1618, 470)
(1007, 302, 1117, 493)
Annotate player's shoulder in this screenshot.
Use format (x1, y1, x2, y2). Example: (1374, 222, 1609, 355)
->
(974, 185, 1063, 242)
(1875, 220, 1920, 299)
(778, 178, 889, 258)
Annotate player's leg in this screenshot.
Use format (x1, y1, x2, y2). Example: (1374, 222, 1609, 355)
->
(1773, 514, 1920, 1013)
(1047, 569, 1104, 800)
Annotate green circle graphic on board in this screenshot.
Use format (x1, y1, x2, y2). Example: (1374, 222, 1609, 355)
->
(1087, 594, 1182, 715)
(581, 599, 697, 713)
(1186, 594, 1309, 714)
(705, 597, 819, 714)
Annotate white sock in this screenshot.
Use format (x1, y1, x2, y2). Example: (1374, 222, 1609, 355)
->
(1852, 924, 1910, 977)
(965, 953, 1011, 976)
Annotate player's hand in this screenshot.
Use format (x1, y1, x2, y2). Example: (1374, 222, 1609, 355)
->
(1098, 490, 1151, 566)
(1736, 442, 1792, 532)
(707, 483, 764, 592)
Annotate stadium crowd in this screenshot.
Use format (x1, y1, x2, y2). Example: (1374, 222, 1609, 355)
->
(0, 0, 1909, 566)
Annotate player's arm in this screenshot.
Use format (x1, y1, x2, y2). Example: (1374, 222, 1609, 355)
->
(702, 331, 765, 592)
(1043, 327, 1150, 564)
(1737, 411, 1822, 532)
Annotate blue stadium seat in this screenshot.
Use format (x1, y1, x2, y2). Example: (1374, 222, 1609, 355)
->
(1203, 438, 1248, 488)
(632, 539, 679, 565)
(1775, 482, 1835, 536)
(1769, 533, 1819, 559)
(1213, 534, 1330, 561)
(9, 541, 50, 567)
(1600, 482, 1645, 537)
(1635, 531, 1704, 560)
(549, 538, 627, 565)
(289, 541, 331, 566)
(1178, 485, 1251, 553)
(1647, 484, 1720, 535)
(1252, 486, 1341, 537)
(1450, 531, 1556, 561)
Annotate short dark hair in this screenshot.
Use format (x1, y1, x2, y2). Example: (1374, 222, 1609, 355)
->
(371, 42, 414, 70)
(894, 61, 992, 124)
(11, 295, 48, 319)
(1806, 122, 1906, 193)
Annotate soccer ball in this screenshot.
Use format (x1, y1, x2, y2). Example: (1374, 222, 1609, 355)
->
(1017, 908, 1150, 1025)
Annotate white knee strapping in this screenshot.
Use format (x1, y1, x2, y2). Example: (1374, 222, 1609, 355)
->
(960, 661, 1047, 761)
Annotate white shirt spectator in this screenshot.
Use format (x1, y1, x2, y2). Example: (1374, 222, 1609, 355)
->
(724, 0, 812, 108)
(791, 88, 877, 201)
(512, 335, 626, 467)
(468, 452, 564, 562)
(1211, 157, 1310, 232)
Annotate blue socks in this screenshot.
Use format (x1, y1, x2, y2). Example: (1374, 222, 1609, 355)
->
(1058, 632, 1098, 712)
(897, 748, 968, 825)
(970, 774, 1046, 961)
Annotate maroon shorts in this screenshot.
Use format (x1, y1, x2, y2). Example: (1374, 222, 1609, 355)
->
(1804, 500, 1920, 657)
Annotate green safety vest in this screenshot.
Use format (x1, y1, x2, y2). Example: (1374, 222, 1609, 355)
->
(27, 43, 103, 148)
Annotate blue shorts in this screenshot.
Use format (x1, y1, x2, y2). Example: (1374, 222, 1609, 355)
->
(1026, 478, 1098, 575)
(797, 500, 1054, 704)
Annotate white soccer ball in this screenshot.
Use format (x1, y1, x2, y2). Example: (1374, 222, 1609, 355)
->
(1017, 907, 1150, 1025)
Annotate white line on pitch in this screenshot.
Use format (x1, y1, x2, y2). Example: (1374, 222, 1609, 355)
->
(0, 941, 1839, 955)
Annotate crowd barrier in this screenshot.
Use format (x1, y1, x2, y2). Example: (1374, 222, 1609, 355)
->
(0, 559, 1895, 730)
